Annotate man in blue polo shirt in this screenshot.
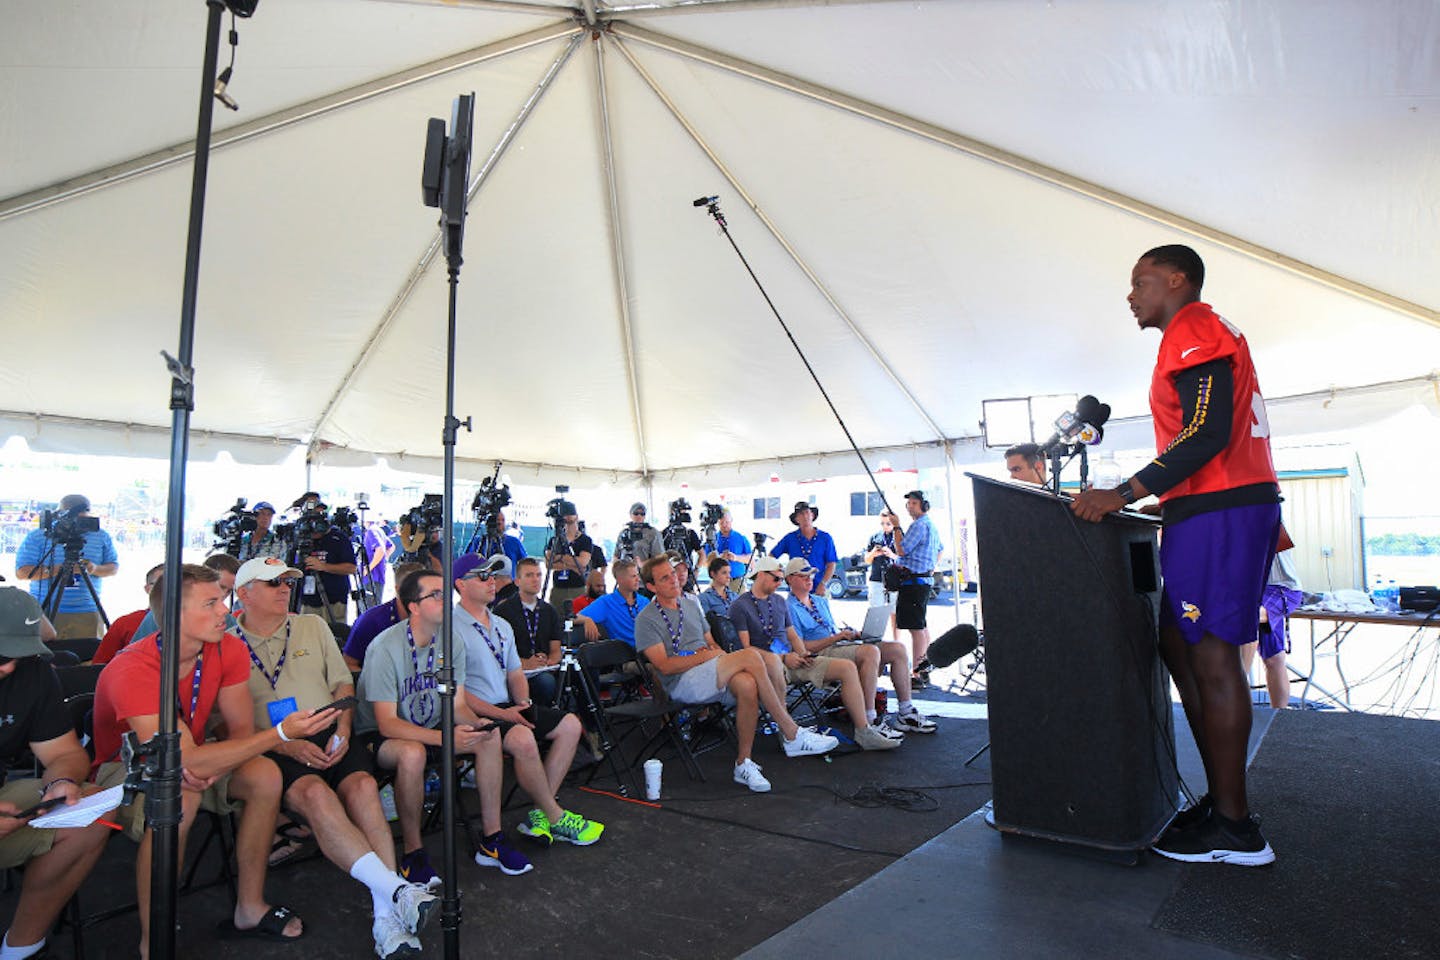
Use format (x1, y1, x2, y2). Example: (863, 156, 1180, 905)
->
(703, 509, 752, 581)
(574, 559, 649, 646)
(14, 494, 118, 639)
(769, 501, 838, 596)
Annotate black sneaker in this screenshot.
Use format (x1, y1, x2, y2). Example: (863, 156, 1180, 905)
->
(1152, 810, 1275, 866)
(1165, 793, 1212, 835)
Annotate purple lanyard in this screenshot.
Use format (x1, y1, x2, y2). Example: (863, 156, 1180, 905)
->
(406, 624, 436, 684)
(521, 605, 540, 644)
(751, 594, 776, 638)
(797, 598, 829, 630)
(473, 618, 505, 670)
(238, 619, 291, 690)
(155, 634, 204, 725)
(656, 604, 687, 654)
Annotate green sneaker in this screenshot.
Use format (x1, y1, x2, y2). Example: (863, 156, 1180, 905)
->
(516, 808, 553, 846)
(551, 809, 604, 846)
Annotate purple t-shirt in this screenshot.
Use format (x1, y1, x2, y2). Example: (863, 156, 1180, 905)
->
(343, 599, 404, 665)
(362, 524, 391, 587)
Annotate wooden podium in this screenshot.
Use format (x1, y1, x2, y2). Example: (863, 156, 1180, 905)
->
(968, 474, 1177, 856)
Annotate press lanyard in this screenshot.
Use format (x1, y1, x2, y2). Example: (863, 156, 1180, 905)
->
(155, 634, 204, 726)
(473, 618, 505, 670)
(751, 594, 776, 640)
(238, 619, 291, 690)
(796, 598, 829, 631)
(521, 605, 540, 645)
(404, 624, 437, 726)
(656, 603, 689, 655)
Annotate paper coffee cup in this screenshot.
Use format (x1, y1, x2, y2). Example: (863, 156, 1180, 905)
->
(643, 758, 663, 800)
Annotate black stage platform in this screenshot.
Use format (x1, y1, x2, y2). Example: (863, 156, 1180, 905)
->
(9, 700, 1434, 959)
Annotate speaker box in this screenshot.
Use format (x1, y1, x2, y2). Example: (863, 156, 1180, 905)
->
(969, 475, 1177, 853)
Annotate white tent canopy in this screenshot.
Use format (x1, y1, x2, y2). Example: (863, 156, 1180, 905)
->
(3, 0, 1438, 485)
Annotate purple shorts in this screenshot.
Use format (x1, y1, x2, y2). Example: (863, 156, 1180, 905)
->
(1159, 502, 1280, 647)
(1259, 585, 1304, 659)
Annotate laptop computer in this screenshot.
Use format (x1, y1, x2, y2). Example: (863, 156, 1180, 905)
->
(834, 603, 893, 644)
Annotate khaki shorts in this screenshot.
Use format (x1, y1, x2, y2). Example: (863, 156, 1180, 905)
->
(95, 762, 238, 842)
(0, 779, 60, 868)
(783, 657, 836, 687)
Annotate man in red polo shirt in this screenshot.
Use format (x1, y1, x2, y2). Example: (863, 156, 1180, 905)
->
(93, 562, 337, 956)
(1073, 245, 1280, 867)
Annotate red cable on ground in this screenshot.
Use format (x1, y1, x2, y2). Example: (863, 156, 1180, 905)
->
(579, 785, 662, 808)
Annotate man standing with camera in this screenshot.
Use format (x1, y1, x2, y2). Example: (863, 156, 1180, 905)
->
(544, 503, 592, 620)
(702, 509, 752, 582)
(618, 502, 664, 563)
(292, 493, 357, 627)
(238, 502, 287, 562)
(15, 494, 117, 639)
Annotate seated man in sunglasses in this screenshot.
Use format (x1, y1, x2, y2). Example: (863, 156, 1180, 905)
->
(93, 564, 338, 958)
(232, 558, 437, 959)
(0, 588, 113, 960)
(356, 569, 528, 879)
(453, 554, 603, 849)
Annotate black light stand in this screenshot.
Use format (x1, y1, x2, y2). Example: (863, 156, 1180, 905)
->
(148, 3, 252, 957)
(423, 92, 476, 960)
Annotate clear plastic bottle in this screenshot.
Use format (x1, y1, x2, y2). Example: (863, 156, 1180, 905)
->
(1092, 452, 1123, 490)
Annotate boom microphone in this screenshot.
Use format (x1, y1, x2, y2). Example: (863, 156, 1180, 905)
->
(915, 624, 980, 672)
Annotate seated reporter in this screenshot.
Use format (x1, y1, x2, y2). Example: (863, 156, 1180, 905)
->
(93, 565, 337, 956)
(453, 555, 603, 849)
(634, 557, 838, 793)
(233, 558, 436, 959)
(0, 589, 113, 960)
(729, 558, 899, 752)
(342, 562, 425, 672)
(355, 569, 529, 879)
(573, 559, 649, 646)
(699, 555, 739, 619)
(784, 560, 934, 735)
(494, 557, 565, 706)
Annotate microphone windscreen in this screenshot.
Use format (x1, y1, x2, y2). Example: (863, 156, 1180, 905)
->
(1075, 395, 1101, 422)
(927, 624, 980, 669)
(1094, 402, 1112, 426)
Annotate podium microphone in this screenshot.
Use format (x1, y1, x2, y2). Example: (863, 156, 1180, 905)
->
(1040, 395, 1110, 453)
(915, 624, 980, 673)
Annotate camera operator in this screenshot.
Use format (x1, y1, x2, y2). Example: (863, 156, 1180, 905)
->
(14, 494, 118, 639)
(617, 502, 664, 563)
(291, 493, 358, 625)
(702, 508, 752, 581)
(495, 510, 527, 569)
(544, 503, 592, 619)
(238, 501, 287, 561)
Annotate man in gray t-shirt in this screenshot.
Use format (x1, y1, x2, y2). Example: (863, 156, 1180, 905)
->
(633, 556, 838, 793)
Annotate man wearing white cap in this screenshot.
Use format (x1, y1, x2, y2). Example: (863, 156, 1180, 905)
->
(0, 588, 113, 960)
(729, 558, 899, 751)
(635, 556, 838, 793)
(233, 557, 437, 959)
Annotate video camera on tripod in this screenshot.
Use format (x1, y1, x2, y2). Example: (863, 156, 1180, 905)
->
(210, 498, 257, 554)
(40, 505, 101, 548)
(399, 494, 445, 561)
(698, 500, 724, 541)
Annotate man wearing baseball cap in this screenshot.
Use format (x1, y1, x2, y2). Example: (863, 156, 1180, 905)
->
(619, 502, 665, 564)
(0, 588, 112, 960)
(768, 501, 839, 597)
(238, 501, 287, 562)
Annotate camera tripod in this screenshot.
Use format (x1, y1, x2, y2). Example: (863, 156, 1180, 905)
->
(39, 538, 111, 629)
(552, 645, 625, 792)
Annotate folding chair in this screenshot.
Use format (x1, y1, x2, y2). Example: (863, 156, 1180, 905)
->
(47, 637, 101, 664)
(576, 640, 704, 795)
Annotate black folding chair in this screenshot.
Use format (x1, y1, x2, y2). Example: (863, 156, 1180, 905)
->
(46, 637, 101, 664)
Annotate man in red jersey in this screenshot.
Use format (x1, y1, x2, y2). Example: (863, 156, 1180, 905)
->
(1073, 244, 1280, 867)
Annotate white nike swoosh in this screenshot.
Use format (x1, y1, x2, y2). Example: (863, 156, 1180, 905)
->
(25, 617, 41, 626)
(1180, 346, 1201, 359)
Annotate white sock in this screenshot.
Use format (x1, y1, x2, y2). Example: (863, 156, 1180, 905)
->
(350, 851, 406, 916)
(899, 700, 914, 713)
(865, 709, 877, 723)
(0, 931, 46, 960)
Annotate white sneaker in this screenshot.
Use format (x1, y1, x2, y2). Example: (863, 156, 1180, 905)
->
(782, 726, 839, 757)
(373, 911, 421, 959)
(855, 724, 902, 751)
(873, 719, 906, 741)
(391, 881, 438, 935)
(733, 758, 772, 792)
(894, 710, 937, 734)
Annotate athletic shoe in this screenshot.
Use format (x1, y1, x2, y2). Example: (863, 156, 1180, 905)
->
(873, 717, 906, 741)
(398, 848, 442, 892)
(1165, 793, 1212, 834)
(782, 726, 839, 757)
(733, 758, 772, 793)
(390, 882, 438, 935)
(551, 810, 605, 846)
(1151, 810, 1275, 866)
(373, 911, 421, 959)
(516, 808, 553, 846)
(854, 724, 902, 751)
(910, 671, 930, 691)
(894, 710, 937, 734)
(475, 832, 534, 875)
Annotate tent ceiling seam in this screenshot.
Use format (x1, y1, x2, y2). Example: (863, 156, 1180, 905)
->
(593, 33, 651, 473)
(0, 21, 583, 222)
(610, 33, 949, 443)
(308, 33, 585, 448)
(610, 21, 1440, 331)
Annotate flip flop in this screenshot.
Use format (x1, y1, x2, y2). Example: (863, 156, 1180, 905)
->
(216, 904, 304, 943)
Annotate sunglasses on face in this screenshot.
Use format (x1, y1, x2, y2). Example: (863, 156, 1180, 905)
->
(261, 578, 299, 590)
(463, 572, 494, 582)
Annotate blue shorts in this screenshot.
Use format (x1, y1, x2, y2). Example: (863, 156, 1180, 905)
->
(1159, 502, 1280, 647)
(1259, 585, 1304, 659)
